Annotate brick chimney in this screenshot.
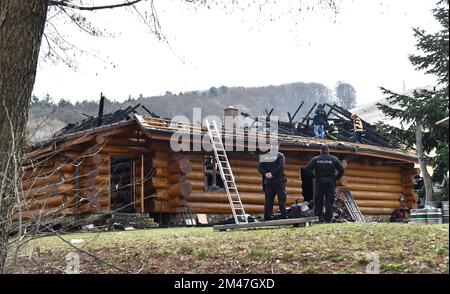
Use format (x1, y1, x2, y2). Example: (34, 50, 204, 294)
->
(224, 106, 239, 132)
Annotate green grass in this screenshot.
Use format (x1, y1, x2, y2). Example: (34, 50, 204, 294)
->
(7, 223, 449, 274)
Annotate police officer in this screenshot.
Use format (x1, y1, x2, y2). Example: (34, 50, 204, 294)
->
(258, 145, 287, 221)
(305, 144, 345, 223)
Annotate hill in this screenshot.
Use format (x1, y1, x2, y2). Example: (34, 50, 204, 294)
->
(28, 81, 337, 142)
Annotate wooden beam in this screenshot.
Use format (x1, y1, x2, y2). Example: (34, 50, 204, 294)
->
(213, 217, 319, 231)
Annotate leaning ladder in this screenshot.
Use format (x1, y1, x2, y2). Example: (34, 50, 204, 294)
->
(205, 119, 248, 224)
(342, 190, 365, 222)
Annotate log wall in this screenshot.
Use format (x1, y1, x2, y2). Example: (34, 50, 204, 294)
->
(339, 160, 419, 215)
(20, 126, 419, 219)
(18, 130, 151, 220)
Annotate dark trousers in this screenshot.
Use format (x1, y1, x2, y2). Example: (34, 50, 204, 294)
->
(264, 182, 287, 220)
(314, 182, 335, 222)
(355, 132, 363, 143)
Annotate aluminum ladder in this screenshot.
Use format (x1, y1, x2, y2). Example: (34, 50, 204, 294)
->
(341, 190, 365, 222)
(205, 119, 248, 224)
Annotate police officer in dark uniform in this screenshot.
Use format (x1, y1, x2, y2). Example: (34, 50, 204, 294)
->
(306, 144, 345, 223)
(258, 146, 287, 221)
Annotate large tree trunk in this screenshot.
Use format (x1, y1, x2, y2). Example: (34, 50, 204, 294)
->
(415, 122, 434, 204)
(0, 0, 48, 273)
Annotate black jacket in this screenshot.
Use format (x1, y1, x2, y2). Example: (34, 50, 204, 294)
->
(305, 154, 345, 184)
(258, 152, 287, 185)
(313, 109, 327, 125)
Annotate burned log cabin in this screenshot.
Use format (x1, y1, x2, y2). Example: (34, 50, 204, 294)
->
(20, 105, 420, 224)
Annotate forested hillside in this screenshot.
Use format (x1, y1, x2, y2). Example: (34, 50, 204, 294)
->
(28, 81, 357, 142)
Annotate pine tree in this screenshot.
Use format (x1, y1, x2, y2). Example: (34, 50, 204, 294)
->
(377, 0, 449, 203)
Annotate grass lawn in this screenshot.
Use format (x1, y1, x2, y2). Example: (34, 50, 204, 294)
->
(7, 222, 449, 274)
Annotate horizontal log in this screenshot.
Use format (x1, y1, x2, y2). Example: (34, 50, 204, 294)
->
(231, 167, 299, 177)
(78, 176, 109, 188)
(22, 184, 74, 199)
(235, 183, 302, 195)
(21, 173, 66, 191)
(21, 163, 75, 180)
(347, 162, 402, 172)
(235, 175, 262, 185)
(186, 164, 203, 172)
(21, 159, 56, 172)
(186, 172, 204, 181)
(99, 145, 152, 155)
(341, 183, 404, 193)
(149, 200, 189, 213)
(24, 195, 77, 211)
(228, 159, 304, 170)
(104, 137, 149, 147)
(234, 175, 301, 186)
(349, 190, 403, 201)
(356, 200, 401, 208)
(77, 186, 109, 198)
(344, 169, 402, 180)
(190, 180, 204, 191)
(359, 207, 395, 215)
(60, 151, 102, 165)
(13, 207, 63, 221)
(230, 153, 306, 165)
(345, 176, 403, 185)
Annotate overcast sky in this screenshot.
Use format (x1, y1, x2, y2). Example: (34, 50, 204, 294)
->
(33, 0, 440, 105)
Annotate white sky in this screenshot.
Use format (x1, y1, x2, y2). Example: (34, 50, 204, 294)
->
(33, 0, 440, 105)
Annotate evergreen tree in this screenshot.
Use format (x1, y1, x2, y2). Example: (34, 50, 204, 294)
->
(377, 0, 449, 202)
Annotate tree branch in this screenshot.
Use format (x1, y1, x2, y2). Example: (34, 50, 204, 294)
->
(49, 0, 145, 11)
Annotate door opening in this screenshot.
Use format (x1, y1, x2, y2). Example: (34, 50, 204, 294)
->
(110, 156, 134, 213)
(301, 168, 314, 202)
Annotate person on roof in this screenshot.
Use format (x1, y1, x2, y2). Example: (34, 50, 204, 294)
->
(313, 104, 327, 139)
(326, 121, 340, 140)
(352, 113, 364, 143)
(305, 144, 345, 223)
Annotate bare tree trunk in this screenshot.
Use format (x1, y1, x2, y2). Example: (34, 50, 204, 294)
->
(415, 122, 434, 204)
(0, 0, 48, 273)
